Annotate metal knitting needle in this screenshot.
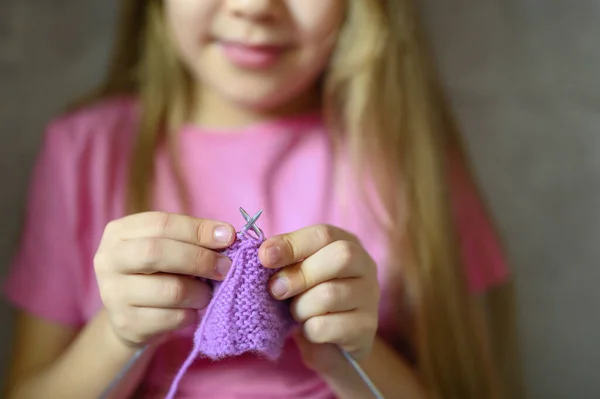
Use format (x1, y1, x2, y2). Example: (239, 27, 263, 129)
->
(97, 346, 147, 399)
(239, 208, 385, 399)
(239, 208, 263, 235)
(239, 207, 264, 236)
(340, 349, 385, 399)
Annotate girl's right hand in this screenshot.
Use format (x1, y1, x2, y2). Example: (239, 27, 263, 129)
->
(94, 212, 236, 348)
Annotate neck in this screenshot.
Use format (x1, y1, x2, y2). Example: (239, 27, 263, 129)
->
(191, 86, 321, 130)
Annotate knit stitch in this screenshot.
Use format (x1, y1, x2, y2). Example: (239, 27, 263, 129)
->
(164, 230, 295, 399)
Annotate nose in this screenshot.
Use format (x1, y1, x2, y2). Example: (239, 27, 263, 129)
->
(226, 0, 279, 22)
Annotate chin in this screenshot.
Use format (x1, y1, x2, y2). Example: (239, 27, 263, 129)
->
(220, 84, 303, 113)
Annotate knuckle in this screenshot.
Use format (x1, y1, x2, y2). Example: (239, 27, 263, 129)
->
(93, 252, 110, 273)
(306, 317, 330, 344)
(166, 278, 188, 305)
(171, 309, 191, 328)
(320, 282, 340, 308)
(131, 335, 148, 346)
(193, 248, 209, 273)
(334, 240, 356, 270)
(279, 234, 296, 260)
(140, 238, 162, 269)
(154, 212, 173, 236)
(294, 263, 310, 289)
(111, 311, 131, 334)
(339, 318, 375, 354)
(104, 219, 120, 236)
(194, 219, 207, 245)
(98, 278, 120, 304)
(112, 308, 151, 346)
(315, 224, 335, 247)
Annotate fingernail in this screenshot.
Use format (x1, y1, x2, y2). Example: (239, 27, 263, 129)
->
(213, 225, 232, 244)
(265, 245, 281, 266)
(270, 276, 289, 299)
(216, 257, 232, 277)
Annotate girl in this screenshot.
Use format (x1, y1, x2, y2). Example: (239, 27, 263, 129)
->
(3, 0, 522, 398)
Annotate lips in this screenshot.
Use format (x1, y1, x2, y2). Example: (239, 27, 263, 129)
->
(218, 40, 287, 69)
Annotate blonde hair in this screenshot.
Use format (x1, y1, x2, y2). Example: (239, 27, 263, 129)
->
(76, 0, 508, 397)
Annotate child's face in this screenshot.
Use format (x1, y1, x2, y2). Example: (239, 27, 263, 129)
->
(165, 0, 345, 113)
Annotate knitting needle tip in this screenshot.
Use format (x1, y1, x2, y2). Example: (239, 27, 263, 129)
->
(239, 208, 263, 236)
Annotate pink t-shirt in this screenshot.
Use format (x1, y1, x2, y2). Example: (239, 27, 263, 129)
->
(2, 96, 509, 398)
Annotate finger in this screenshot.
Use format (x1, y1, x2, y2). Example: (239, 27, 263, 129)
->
(108, 212, 235, 249)
(113, 237, 232, 279)
(259, 224, 360, 269)
(269, 240, 374, 299)
(123, 274, 212, 309)
(302, 311, 378, 354)
(112, 307, 199, 345)
(290, 279, 364, 322)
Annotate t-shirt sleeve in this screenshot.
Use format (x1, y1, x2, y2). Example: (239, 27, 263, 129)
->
(448, 153, 511, 294)
(2, 122, 84, 327)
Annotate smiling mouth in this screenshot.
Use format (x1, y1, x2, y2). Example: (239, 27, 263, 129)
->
(217, 40, 290, 69)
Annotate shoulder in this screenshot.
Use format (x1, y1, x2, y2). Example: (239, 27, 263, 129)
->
(38, 95, 139, 192)
(34, 95, 139, 221)
(44, 94, 139, 154)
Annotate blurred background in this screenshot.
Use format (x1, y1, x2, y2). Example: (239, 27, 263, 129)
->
(0, 1, 598, 398)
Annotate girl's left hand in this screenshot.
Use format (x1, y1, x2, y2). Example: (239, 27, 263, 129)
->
(259, 224, 380, 366)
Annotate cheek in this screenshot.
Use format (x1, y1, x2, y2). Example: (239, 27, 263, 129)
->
(282, 0, 345, 80)
(288, 0, 345, 43)
(163, 1, 215, 63)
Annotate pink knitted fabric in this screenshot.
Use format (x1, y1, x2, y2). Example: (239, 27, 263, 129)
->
(164, 231, 295, 399)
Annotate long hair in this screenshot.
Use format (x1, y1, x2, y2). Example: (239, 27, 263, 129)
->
(75, 0, 509, 397)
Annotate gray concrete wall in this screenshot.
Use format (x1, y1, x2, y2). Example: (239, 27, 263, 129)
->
(1, 1, 598, 398)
